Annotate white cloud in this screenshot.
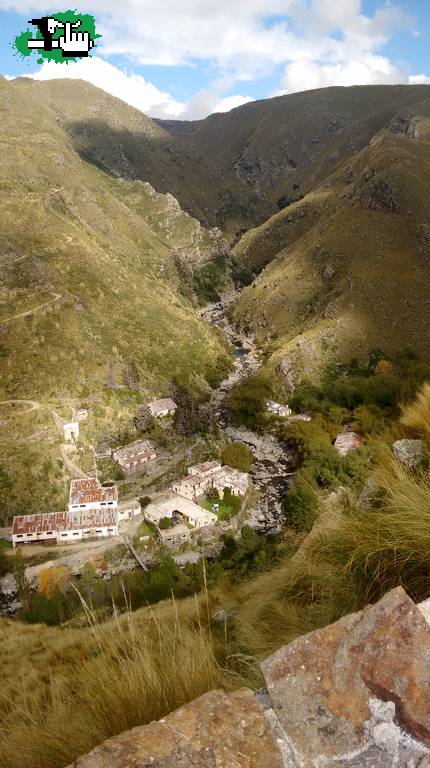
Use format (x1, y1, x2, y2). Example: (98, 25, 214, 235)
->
(283, 54, 404, 92)
(3, 0, 426, 116)
(22, 57, 254, 120)
(409, 74, 430, 85)
(214, 95, 255, 113)
(26, 57, 185, 117)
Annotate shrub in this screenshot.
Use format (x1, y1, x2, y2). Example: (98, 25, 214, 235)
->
(133, 406, 155, 433)
(158, 517, 171, 530)
(225, 374, 271, 429)
(363, 376, 399, 410)
(222, 442, 253, 471)
(282, 482, 318, 532)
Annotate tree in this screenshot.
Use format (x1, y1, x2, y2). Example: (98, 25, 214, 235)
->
(375, 359, 394, 376)
(139, 496, 152, 510)
(158, 517, 172, 530)
(173, 383, 212, 436)
(222, 442, 253, 471)
(225, 374, 271, 428)
(133, 405, 155, 433)
(39, 566, 71, 599)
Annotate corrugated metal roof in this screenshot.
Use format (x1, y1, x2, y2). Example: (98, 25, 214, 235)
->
(12, 508, 118, 535)
(69, 478, 118, 505)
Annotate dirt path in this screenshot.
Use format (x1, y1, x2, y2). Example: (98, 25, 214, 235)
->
(61, 444, 90, 479)
(0, 399, 41, 412)
(0, 292, 62, 324)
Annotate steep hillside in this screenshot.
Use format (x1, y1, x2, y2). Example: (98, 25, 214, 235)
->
(159, 85, 430, 216)
(12, 78, 262, 237)
(0, 77, 231, 517)
(231, 96, 430, 387)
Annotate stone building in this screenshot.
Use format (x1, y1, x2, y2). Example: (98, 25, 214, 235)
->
(113, 440, 157, 474)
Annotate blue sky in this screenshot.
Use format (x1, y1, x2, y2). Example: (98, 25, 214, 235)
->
(1, 1, 429, 119)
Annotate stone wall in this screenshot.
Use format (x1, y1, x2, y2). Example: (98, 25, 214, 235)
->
(67, 587, 430, 768)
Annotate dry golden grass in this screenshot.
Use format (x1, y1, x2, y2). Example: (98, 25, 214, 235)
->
(401, 382, 430, 440)
(0, 585, 258, 768)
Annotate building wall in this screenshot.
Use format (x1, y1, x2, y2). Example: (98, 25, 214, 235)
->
(118, 504, 140, 522)
(13, 525, 118, 547)
(13, 530, 57, 546)
(68, 499, 118, 513)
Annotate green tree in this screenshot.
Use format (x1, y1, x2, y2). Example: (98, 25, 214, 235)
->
(173, 384, 212, 436)
(222, 442, 253, 471)
(226, 374, 271, 428)
(158, 517, 172, 530)
(133, 405, 155, 433)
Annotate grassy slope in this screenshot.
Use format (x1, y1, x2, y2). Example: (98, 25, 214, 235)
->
(17, 78, 262, 237)
(159, 84, 430, 214)
(231, 97, 430, 385)
(0, 78, 231, 517)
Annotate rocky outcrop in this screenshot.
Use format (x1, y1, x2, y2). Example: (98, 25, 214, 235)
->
(262, 586, 430, 766)
(66, 688, 284, 768)
(67, 587, 430, 767)
(392, 439, 426, 469)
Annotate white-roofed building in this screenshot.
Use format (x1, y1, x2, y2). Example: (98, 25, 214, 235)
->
(148, 398, 177, 417)
(144, 494, 216, 529)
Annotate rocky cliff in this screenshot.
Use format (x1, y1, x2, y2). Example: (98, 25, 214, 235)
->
(68, 586, 430, 767)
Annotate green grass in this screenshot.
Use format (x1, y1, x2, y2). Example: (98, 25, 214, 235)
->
(0, 76, 233, 519)
(203, 498, 235, 521)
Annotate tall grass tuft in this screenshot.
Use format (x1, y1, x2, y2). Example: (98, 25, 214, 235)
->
(400, 382, 430, 439)
(0, 589, 258, 768)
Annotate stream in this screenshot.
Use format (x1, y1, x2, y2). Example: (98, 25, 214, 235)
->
(200, 294, 295, 530)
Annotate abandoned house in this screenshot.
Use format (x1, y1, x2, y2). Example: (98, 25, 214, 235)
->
(113, 440, 157, 474)
(68, 478, 118, 513)
(157, 523, 191, 550)
(172, 461, 249, 502)
(334, 430, 364, 456)
(266, 400, 292, 418)
(12, 508, 118, 547)
(148, 398, 178, 418)
(144, 494, 217, 529)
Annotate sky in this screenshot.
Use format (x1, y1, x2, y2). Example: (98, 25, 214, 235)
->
(1, 1, 430, 120)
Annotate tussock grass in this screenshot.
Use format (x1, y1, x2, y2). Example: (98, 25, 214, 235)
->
(401, 382, 430, 439)
(0, 588, 258, 768)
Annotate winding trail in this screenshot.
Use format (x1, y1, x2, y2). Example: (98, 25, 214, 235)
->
(201, 295, 294, 529)
(0, 399, 41, 413)
(60, 444, 90, 479)
(0, 292, 62, 324)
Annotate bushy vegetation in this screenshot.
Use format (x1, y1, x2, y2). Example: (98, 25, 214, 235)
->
(221, 441, 253, 471)
(279, 350, 429, 533)
(15, 526, 286, 628)
(225, 374, 271, 429)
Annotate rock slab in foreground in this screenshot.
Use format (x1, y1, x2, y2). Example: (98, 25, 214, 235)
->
(261, 586, 430, 766)
(67, 688, 284, 768)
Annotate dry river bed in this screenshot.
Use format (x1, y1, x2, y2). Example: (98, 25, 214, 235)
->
(200, 295, 295, 530)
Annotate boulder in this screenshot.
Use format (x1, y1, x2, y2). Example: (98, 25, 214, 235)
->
(392, 439, 426, 469)
(261, 587, 430, 766)
(67, 688, 283, 768)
